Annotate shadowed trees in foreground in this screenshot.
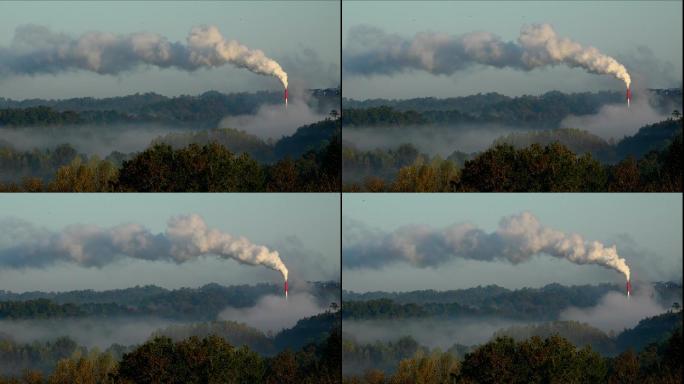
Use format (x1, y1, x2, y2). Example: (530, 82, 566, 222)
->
(342, 328, 682, 384)
(0, 135, 340, 192)
(0, 329, 341, 384)
(344, 132, 682, 192)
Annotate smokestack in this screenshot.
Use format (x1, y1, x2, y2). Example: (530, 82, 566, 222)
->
(284, 88, 288, 108)
(626, 87, 632, 108)
(284, 280, 289, 300)
(626, 279, 632, 299)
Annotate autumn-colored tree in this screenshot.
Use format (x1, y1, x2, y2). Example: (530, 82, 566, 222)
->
(48, 156, 118, 192)
(608, 156, 641, 192)
(266, 350, 299, 384)
(116, 143, 264, 192)
(49, 350, 118, 384)
(392, 158, 459, 192)
(608, 350, 640, 384)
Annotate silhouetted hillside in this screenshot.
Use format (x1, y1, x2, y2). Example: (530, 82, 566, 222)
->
(0, 281, 340, 321)
(343, 282, 682, 321)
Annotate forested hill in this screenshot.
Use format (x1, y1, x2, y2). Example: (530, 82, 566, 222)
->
(343, 89, 681, 129)
(0, 88, 340, 127)
(0, 281, 340, 321)
(343, 282, 620, 304)
(342, 116, 682, 192)
(494, 311, 683, 356)
(342, 320, 682, 381)
(342, 282, 682, 321)
(0, 311, 341, 378)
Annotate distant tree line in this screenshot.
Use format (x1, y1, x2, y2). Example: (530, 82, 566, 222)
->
(1, 88, 340, 127)
(0, 281, 340, 321)
(343, 89, 681, 128)
(342, 283, 682, 322)
(0, 299, 130, 319)
(343, 91, 628, 128)
(342, 282, 637, 306)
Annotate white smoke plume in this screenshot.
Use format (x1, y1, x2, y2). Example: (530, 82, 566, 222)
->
(344, 23, 630, 88)
(0, 214, 288, 281)
(0, 24, 288, 88)
(344, 212, 631, 281)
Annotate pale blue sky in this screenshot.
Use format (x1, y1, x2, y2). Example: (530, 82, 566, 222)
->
(343, 1, 682, 99)
(0, 194, 340, 292)
(0, 1, 340, 99)
(343, 194, 682, 292)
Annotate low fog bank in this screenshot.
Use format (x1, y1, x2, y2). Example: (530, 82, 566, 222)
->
(344, 124, 519, 156)
(0, 124, 197, 157)
(219, 93, 328, 141)
(219, 292, 328, 333)
(343, 317, 533, 350)
(561, 93, 671, 141)
(0, 317, 180, 349)
(560, 283, 669, 333)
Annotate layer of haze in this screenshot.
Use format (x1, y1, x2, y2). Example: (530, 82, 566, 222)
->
(0, 1, 339, 99)
(560, 283, 668, 333)
(0, 317, 179, 349)
(0, 194, 340, 292)
(0, 124, 194, 157)
(343, 1, 682, 99)
(344, 124, 514, 155)
(220, 292, 329, 333)
(345, 317, 531, 350)
(219, 93, 328, 140)
(343, 194, 682, 292)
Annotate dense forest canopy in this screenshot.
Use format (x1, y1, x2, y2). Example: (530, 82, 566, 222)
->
(343, 116, 682, 192)
(343, 89, 680, 123)
(0, 325, 341, 383)
(1, 88, 340, 127)
(342, 282, 681, 321)
(1, 281, 340, 321)
(342, 89, 682, 192)
(1, 122, 340, 192)
(0, 89, 341, 191)
(342, 279, 682, 383)
(0, 281, 341, 380)
(342, 327, 682, 384)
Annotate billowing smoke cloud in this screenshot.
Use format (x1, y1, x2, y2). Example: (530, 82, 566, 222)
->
(0, 214, 288, 281)
(344, 212, 631, 281)
(560, 283, 666, 332)
(345, 23, 630, 88)
(219, 292, 327, 333)
(0, 24, 287, 88)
